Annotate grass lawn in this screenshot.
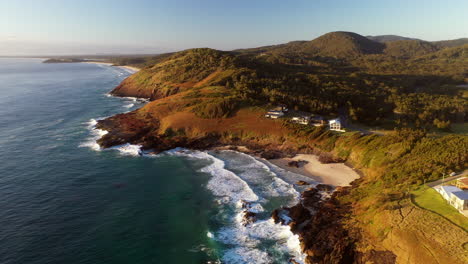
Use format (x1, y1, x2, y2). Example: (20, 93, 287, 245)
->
(412, 187, 468, 231)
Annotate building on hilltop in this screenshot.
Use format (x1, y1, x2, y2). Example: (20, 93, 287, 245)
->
(436, 185, 461, 200)
(265, 110, 284, 119)
(329, 118, 344, 131)
(265, 105, 288, 119)
(291, 115, 311, 125)
(435, 185, 468, 212)
(450, 191, 468, 211)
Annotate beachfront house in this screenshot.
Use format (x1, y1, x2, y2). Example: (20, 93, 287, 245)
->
(329, 118, 344, 131)
(265, 110, 284, 119)
(291, 115, 311, 125)
(435, 185, 468, 211)
(450, 191, 468, 211)
(265, 105, 288, 119)
(435, 185, 461, 200)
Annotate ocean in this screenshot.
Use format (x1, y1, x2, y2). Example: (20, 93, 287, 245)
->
(0, 58, 313, 264)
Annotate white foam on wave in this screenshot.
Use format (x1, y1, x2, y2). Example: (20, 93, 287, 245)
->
(165, 149, 306, 264)
(110, 143, 143, 156)
(166, 149, 259, 204)
(79, 118, 108, 151)
(221, 150, 300, 202)
(79, 118, 143, 156)
(217, 217, 305, 264)
(222, 247, 272, 264)
(123, 103, 134, 108)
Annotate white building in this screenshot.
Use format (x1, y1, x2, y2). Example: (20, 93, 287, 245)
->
(435, 185, 468, 212)
(435, 185, 460, 200)
(265, 105, 288, 119)
(329, 118, 343, 131)
(450, 191, 468, 211)
(265, 110, 284, 119)
(291, 116, 310, 125)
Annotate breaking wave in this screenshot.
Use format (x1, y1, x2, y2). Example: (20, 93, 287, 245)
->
(78, 118, 108, 151)
(165, 149, 306, 264)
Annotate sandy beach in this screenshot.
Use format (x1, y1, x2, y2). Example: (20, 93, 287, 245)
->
(118, 65, 140, 73)
(270, 154, 360, 186)
(82, 61, 140, 73)
(82, 61, 114, 66)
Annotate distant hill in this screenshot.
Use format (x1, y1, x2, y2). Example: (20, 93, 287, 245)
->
(43, 58, 84, 63)
(367, 35, 420, 42)
(433, 38, 468, 48)
(301, 31, 385, 57)
(383, 40, 440, 58)
(237, 31, 385, 58)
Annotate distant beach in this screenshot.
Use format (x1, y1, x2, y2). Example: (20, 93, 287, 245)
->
(270, 154, 360, 186)
(82, 61, 140, 73)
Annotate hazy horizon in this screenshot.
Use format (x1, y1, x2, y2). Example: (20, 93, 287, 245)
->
(1, 0, 467, 56)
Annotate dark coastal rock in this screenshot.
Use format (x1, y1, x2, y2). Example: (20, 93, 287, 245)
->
(289, 258, 301, 264)
(315, 184, 334, 192)
(288, 159, 309, 168)
(317, 152, 345, 164)
(241, 211, 257, 226)
(296, 180, 310, 186)
(260, 149, 285, 159)
(239, 200, 258, 226)
(271, 208, 292, 225)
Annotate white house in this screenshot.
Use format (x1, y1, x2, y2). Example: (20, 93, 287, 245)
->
(329, 118, 344, 131)
(265, 110, 284, 119)
(435, 185, 460, 200)
(450, 191, 468, 211)
(265, 105, 288, 119)
(435, 185, 468, 212)
(291, 115, 310, 125)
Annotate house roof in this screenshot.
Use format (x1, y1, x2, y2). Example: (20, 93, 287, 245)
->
(438, 185, 462, 194)
(457, 177, 468, 185)
(311, 116, 324, 120)
(329, 118, 341, 124)
(452, 191, 468, 200)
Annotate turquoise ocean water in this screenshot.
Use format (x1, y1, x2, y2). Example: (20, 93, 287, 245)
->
(0, 58, 313, 264)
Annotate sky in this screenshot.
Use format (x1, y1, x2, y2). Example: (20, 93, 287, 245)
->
(0, 0, 467, 55)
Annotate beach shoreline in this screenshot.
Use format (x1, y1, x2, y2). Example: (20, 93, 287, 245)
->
(81, 61, 140, 73)
(117, 65, 140, 73)
(270, 154, 360, 187)
(212, 145, 360, 187)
